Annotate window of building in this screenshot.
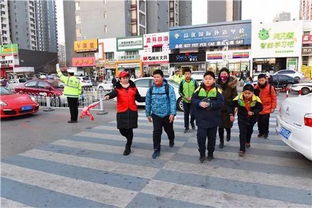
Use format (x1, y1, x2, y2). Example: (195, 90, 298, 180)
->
(76, 28, 81, 38)
(105, 52, 114, 60)
(104, 11, 107, 18)
(75, 15, 81, 24)
(75, 1, 80, 10)
(152, 46, 162, 52)
(104, 25, 108, 32)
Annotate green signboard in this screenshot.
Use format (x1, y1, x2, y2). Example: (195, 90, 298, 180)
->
(0, 44, 18, 55)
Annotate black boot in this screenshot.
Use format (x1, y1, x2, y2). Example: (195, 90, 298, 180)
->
(123, 144, 131, 156)
(199, 152, 205, 163)
(226, 128, 231, 142)
(207, 153, 214, 161)
(219, 137, 224, 149)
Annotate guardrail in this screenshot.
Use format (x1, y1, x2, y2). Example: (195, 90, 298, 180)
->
(16, 87, 110, 110)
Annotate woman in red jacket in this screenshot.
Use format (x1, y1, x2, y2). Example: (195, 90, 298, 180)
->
(104, 71, 145, 155)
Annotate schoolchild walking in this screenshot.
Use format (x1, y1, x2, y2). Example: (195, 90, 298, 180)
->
(145, 70, 176, 159)
(192, 71, 224, 162)
(179, 67, 198, 133)
(230, 84, 263, 157)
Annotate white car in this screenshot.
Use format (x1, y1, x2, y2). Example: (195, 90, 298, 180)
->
(276, 93, 312, 160)
(191, 71, 205, 83)
(291, 81, 312, 95)
(97, 80, 113, 92)
(133, 77, 184, 111)
(274, 70, 304, 80)
(77, 77, 93, 88)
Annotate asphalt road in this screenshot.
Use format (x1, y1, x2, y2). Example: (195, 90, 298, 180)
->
(1, 100, 118, 159)
(1, 93, 311, 208)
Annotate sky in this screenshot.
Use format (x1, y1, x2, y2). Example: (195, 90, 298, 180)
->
(57, 0, 301, 45)
(192, 0, 300, 25)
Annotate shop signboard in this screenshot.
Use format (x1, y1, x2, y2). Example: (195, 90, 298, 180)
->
(74, 39, 98, 52)
(117, 36, 143, 51)
(144, 32, 169, 51)
(142, 53, 169, 65)
(169, 21, 251, 49)
(0, 44, 18, 56)
(252, 21, 302, 58)
(169, 52, 206, 63)
(302, 35, 312, 44)
(206, 51, 250, 61)
(0, 56, 19, 67)
(72, 57, 96, 67)
(302, 47, 312, 56)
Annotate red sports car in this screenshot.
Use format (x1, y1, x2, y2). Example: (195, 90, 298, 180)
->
(0, 87, 39, 118)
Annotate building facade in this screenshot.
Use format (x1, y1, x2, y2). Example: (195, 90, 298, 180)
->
(207, 0, 241, 23)
(0, 0, 11, 45)
(300, 0, 312, 20)
(7, 0, 57, 52)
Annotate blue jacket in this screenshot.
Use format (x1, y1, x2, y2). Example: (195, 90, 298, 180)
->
(191, 84, 224, 128)
(145, 80, 176, 118)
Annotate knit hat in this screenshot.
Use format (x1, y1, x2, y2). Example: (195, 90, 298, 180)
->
(243, 84, 254, 92)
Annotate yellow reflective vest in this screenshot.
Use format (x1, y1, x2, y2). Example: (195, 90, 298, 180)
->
(57, 68, 82, 98)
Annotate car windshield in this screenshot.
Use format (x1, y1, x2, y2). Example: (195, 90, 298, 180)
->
(0, 87, 12, 95)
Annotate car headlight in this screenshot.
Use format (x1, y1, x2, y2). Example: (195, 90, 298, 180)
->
(0, 100, 7, 106)
(30, 96, 37, 103)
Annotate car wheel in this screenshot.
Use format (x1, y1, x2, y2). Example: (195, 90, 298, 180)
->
(177, 97, 184, 112)
(301, 87, 310, 95)
(50, 96, 61, 107)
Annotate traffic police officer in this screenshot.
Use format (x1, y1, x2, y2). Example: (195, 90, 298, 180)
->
(57, 65, 82, 123)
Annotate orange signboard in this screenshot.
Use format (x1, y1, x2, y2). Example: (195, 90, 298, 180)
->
(74, 39, 98, 52)
(72, 57, 96, 67)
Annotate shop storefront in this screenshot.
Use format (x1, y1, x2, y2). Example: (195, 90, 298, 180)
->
(169, 20, 251, 73)
(73, 39, 98, 76)
(302, 34, 312, 66)
(0, 44, 19, 78)
(169, 52, 206, 71)
(72, 57, 96, 76)
(116, 36, 143, 78)
(142, 32, 170, 76)
(251, 21, 302, 74)
(206, 50, 251, 75)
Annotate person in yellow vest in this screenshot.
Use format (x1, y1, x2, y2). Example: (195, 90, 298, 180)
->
(179, 67, 198, 133)
(56, 66, 82, 123)
(192, 71, 224, 163)
(171, 68, 184, 84)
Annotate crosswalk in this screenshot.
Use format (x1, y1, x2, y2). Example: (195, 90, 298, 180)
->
(1, 111, 312, 208)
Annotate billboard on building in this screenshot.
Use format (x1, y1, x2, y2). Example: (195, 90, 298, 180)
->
(169, 21, 251, 49)
(142, 32, 170, 64)
(72, 57, 96, 67)
(302, 35, 312, 44)
(116, 36, 143, 51)
(0, 44, 18, 56)
(74, 39, 98, 52)
(251, 21, 302, 58)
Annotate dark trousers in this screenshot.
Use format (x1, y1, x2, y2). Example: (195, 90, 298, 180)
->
(183, 102, 195, 129)
(67, 97, 79, 121)
(238, 122, 255, 152)
(152, 114, 175, 151)
(258, 113, 270, 135)
(197, 127, 217, 156)
(218, 127, 231, 142)
(119, 128, 133, 147)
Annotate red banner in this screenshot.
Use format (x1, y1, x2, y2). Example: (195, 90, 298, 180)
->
(72, 57, 96, 67)
(302, 35, 312, 44)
